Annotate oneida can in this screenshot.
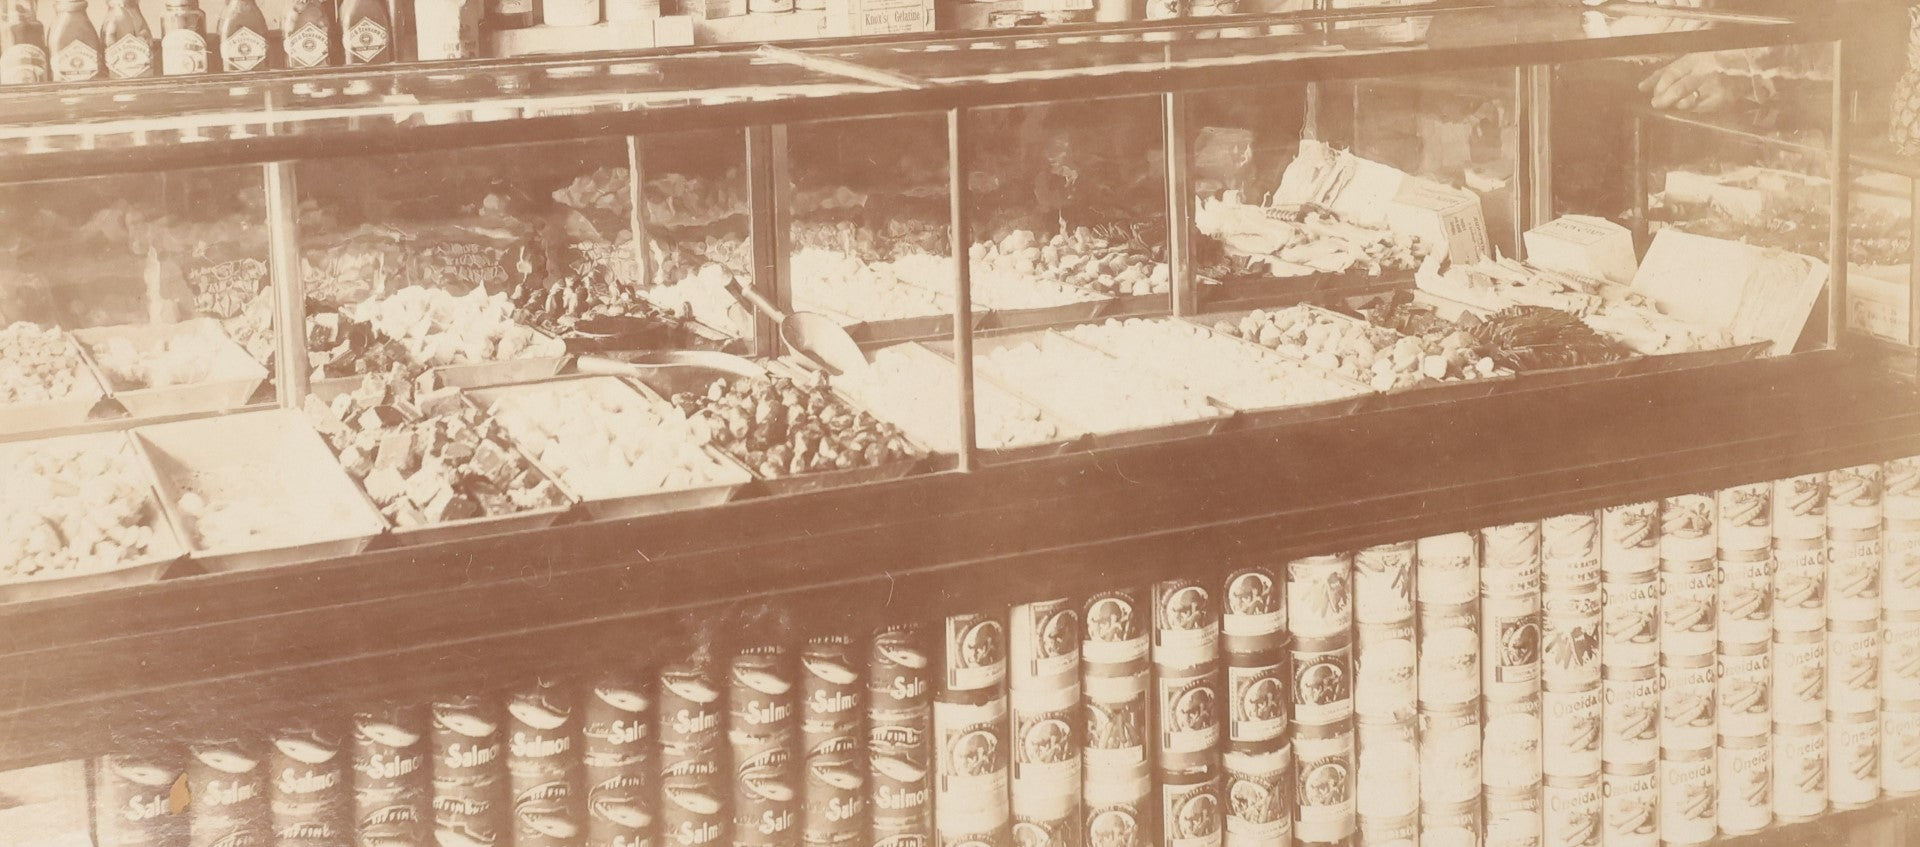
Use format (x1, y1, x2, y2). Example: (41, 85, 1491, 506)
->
(1356, 720, 1419, 823)
(431, 693, 507, 847)
(944, 612, 1007, 694)
(1716, 483, 1772, 555)
(1289, 554, 1354, 641)
(1294, 723, 1356, 846)
(1356, 620, 1417, 724)
(508, 677, 584, 847)
(1543, 511, 1601, 593)
(1602, 665, 1659, 767)
(1827, 618, 1882, 715)
(1355, 541, 1416, 625)
(1227, 657, 1290, 745)
(1771, 538, 1827, 633)
(1884, 518, 1920, 612)
(1884, 612, 1920, 702)
(1658, 494, 1716, 566)
(1418, 603, 1479, 708)
(95, 748, 184, 847)
(583, 672, 655, 847)
(1419, 801, 1480, 847)
(1417, 704, 1480, 806)
(1828, 526, 1884, 623)
(1084, 765, 1150, 847)
(1657, 562, 1716, 660)
(1714, 735, 1769, 836)
(1657, 655, 1716, 753)
(189, 738, 269, 847)
(1602, 503, 1660, 578)
(1717, 548, 1773, 647)
(1656, 747, 1714, 847)
(1599, 571, 1659, 671)
(1828, 464, 1884, 532)
(269, 720, 349, 845)
(1482, 522, 1543, 599)
(1162, 767, 1224, 847)
(1542, 590, 1602, 692)
(1771, 628, 1826, 726)
(1774, 475, 1827, 542)
(1715, 641, 1770, 739)
(1223, 566, 1287, 657)
(1010, 599, 1079, 685)
(1542, 775, 1601, 847)
(1485, 786, 1542, 847)
(1542, 687, 1602, 779)
(1482, 696, 1542, 791)
(1771, 721, 1826, 821)
(1417, 532, 1478, 607)
(1600, 760, 1657, 847)
(1829, 710, 1881, 808)
(1224, 745, 1292, 847)
(1155, 579, 1221, 671)
(1881, 700, 1920, 795)
(1293, 636, 1354, 728)
(1482, 594, 1542, 701)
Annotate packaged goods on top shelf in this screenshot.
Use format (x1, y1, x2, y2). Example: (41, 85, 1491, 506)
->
(829, 343, 1079, 455)
(665, 370, 920, 482)
(0, 433, 181, 597)
(1057, 317, 1370, 411)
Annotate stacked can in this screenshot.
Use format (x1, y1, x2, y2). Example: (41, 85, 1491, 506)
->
(1154, 579, 1224, 847)
(659, 661, 728, 847)
(1008, 600, 1081, 847)
(1354, 542, 1418, 847)
(1289, 553, 1355, 847)
(1714, 482, 1773, 838)
(1222, 564, 1291, 847)
(935, 611, 1010, 847)
(1414, 532, 1480, 847)
(1480, 522, 1543, 847)
(1883, 457, 1920, 798)
(583, 669, 655, 847)
(1656, 493, 1717, 847)
(188, 737, 270, 847)
(431, 693, 508, 847)
(1541, 512, 1603, 847)
(352, 704, 430, 847)
(507, 676, 585, 847)
(801, 635, 865, 847)
(1599, 502, 1659, 847)
(268, 719, 350, 845)
(1769, 473, 1827, 824)
(870, 624, 935, 847)
(731, 646, 802, 847)
(94, 744, 185, 847)
(1828, 464, 1885, 811)
(1082, 589, 1151, 847)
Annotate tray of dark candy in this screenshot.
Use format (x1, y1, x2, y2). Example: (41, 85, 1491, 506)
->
(1353, 291, 1639, 390)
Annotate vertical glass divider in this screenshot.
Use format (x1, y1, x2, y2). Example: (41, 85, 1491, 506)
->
(1165, 91, 1196, 318)
(264, 161, 308, 406)
(948, 107, 978, 472)
(1908, 181, 1919, 352)
(1522, 64, 1554, 242)
(1629, 114, 1648, 250)
(1828, 39, 1850, 350)
(746, 126, 793, 360)
(626, 137, 653, 303)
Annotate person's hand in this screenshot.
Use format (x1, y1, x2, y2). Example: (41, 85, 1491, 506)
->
(1639, 52, 1747, 112)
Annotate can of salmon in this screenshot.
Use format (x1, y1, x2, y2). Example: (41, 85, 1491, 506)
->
(1601, 666, 1660, 767)
(352, 706, 429, 847)
(1656, 746, 1714, 847)
(868, 719, 931, 841)
(269, 720, 349, 845)
(1357, 719, 1420, 823)
(1715, 642, 1770, 739)
(1829, 710, 1881, 808)
(1885, 613, 1920, 702)
(1772, 538, 1828, 633)
(1482, 522, 1542, 599)
(1083, 766, 1150, 847)
(873, 625, 934, 721)
(1156, 579, 1221, 671)
(734, 742, 799, 847)
(94, 748, 184, 847)
(1658, 655, 1717, 753)
(1543, 512, 1601, 593)
(1771, 721, 1826, 821)
(1829, 526, 1885, 623)
(1716, 483, 1773, 555)
(1542, 590, 1602, 692)
(1599, 572, 1659, 672)
(1084, 590, 1151, 671)
(802, 636, 862, 741)
(1542, 687, 1602, 779)
(802, 733, 863, 847)
(1419, 801, 1480, 847)
(1714, 735, 1769, 836)
(1716, 548, 1773, 647)
(1223, 566, 1288, 657)
(1886, 457, 1920, 519)
(1294, 636, 1354, 728)
(1828, 618, 1882, 714)
(1774, 475, 1827, 542)
(1771, 627, 1826, 727)
(1881, 700, 1920, 795)
(1010, 599, 1079, 686)
(1224, 745, 1292, 847)
(1484, 786, 1542, 847)
(1482, 696, 1542, 791)
(1295, 722, 1357, 846)
(1828, 464, 1884, 532)
(1083, 669, 1149, 771)
(1356, 542, 1417, 625)
(1418, 532, 1479, 607)
(508, 677, 584, 847)
(1602, 503, 1660, 579)
(1011, 684, 1079, 811)
(1419, 603, 1479, 708)
(1657, 564, 1716, 660)
(1162, 766, 1224, 847)
(1543, 775, 1601, 847)
(1600, 760, 1657, 847)
(1883, 521, 1920, 611)
(1159, 662, 1222, 768)
(659, 667, 726, 847)
(1418, 704, 1481, 807)
(1290, 554, 1354, 642)
(734, 647, 800, 743)
(188, 738, 270, 847)
(1227, 655, 1290, 745)
(1357, 620, 1418, 724)
(944, 612, 1007, 695)
(1482, 594, 1542, 702)
(431, 693, 507, 847)
(658, 663, 725, 754)
(933, 698, 1009, 847)
(1659, 494, 1716, 566)
(582, 673, 653, 847)
(659, 778, 726, 847)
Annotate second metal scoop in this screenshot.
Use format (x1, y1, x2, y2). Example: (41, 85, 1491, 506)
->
(724, 280, 869, 377)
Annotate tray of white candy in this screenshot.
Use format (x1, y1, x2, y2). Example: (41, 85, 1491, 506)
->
(132, 410, 389, 574)
(73, 318, 268, 419)
(0, 321, 110, 437)
(470, 375, 753, 522)
(0, 432, 186, 603)
(1059, 316, 1376, 429)
(963, 230, 1168, 333)
(344, 287, 568, 391)
(925, 328, 1234, 451)
(826, 342, 1088, 466)
(787, 247, 990, 346)
(305, 375, 575, 547)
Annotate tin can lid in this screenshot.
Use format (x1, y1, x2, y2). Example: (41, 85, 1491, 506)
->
(1716, 733, 1770, 750)
(1716, 639, 1769, 658)
(1661, 651, 1717, 670)
(1659, 745, 1715, 762)
(1830, 617, 1883, 635)
(1603, 664, 1659, 682)
(1601, 759, 1658, 777)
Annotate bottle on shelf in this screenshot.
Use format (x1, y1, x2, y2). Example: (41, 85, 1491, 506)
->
(217, 0, 270, 72)
(0, 0, 50, 85)
(281, 0, 336, 68)
(159, 0, 207, 75)
(414, 0, 479, 60)
(48, 0, 101, 82)
(100, 0, 155, 78)
(341, 0, 395, 64)
(487, 0, 537, 31)
(540, 0, 596, 28)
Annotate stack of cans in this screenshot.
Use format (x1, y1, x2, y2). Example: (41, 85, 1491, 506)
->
(935, 611, 1009, 847)
(730, 646, 801, 847)
(188, 737, 270, 847)
(1714, 482, 1773, 838)
(1540, 512, 1602, 847)
(1479, 522, 1543, 847)
(268, 719, 350, 846)
(351, 705, 430, 847)
(1599, 502, 1660, 847)
(507, 676, 585, 847)
(1415, 532, 1481, 847)
(1354, 542, 1417, 847)
(1656, 494, 1717, 847)
(1082, 589, 1151, 847)
(431, 693, 508, 847)
(1770, 474, 1828, 825)
(1222, 564, 1290, 847)
(94, 745, 185, 847)
(801, 635, 865, 847)
(1883, 456, 1920, 798)
(1009, 599, 1081, 847)
(1153, 579, 1223, 847)
(1289, 553, 1355, 847)
(658, 661, 727, 847)
(583, 669, 655, 847)
(870, 624, 934, 847)
(1827, 465, 1885, 811)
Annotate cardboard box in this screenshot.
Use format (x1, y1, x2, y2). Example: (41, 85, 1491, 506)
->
(1632, 229, 1828, 356)
(824, 0, 933, 35)
(1385, 177, 1491, 266)
(1524, 215, 1637, 286)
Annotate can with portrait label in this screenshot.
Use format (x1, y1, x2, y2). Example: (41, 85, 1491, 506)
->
(1295, 722, 1356, 847)
(1227, 655, 1290, 745)
(1155, 579, 1221, 672)
(933, 697, 1008, 847)
(1482, 593, 1541, 702)
(1294, 636, 1354, 729)
(944, 613, 1007, 696)
(1223, 566, 1287, 657)
(1224, 744, 1292, 847)
(1083, 764, 1150, 847)
(1162, 766, 1224, 847)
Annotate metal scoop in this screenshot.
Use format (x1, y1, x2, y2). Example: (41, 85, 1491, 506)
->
(724, 280, 869, 377)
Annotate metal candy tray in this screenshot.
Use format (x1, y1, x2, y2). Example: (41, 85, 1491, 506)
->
(73, 318, 269, 419)
(827, 342, 1088, 465)
(0, 331, 109, 437)
(0, 431, 186, 603)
